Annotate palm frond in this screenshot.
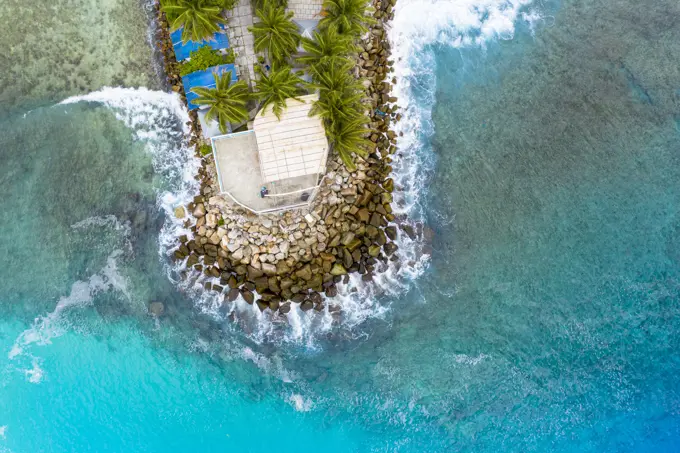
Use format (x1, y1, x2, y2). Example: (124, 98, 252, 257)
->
(191, 71, 250, 133)
(318, 0, 376, 36)
(253, 66, 304, 119)
(249, 2, 301, 67)
(162, 0, 227, 43)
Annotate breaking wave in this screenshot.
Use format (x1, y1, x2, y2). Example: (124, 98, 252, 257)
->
(8, 249, 130, 360)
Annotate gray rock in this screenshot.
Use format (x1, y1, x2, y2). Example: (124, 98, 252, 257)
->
(384, 242, 398, 255)
(148, 301, 165, 316)
(261, 262, 277, 276)
(192, 203, 206, 217)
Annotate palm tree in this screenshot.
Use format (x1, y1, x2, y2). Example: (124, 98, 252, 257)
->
(253, 66, 305, 119)
(297, 27, 357, 71)
(327, 114, 372, 171)
(319, 0, 376, 36)
(162, 0, 227, 43)
(249, 2, 301, 68)
(191, 71, 250, 133)
(308, 62, 365, 123)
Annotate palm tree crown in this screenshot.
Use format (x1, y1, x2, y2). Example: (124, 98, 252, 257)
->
(297, 27, 357, 72)
(309, 62, 364, 122)
(319, 0, 376, 36)
(162, 0, 227, 43)
(249, 3, 301, 68)
(191, 71, 250, 133)
(253, 66, 305, 119)
(328, 115, 372, 171)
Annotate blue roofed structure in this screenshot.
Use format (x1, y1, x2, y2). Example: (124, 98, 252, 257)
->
(170, 24, 230, 61)
(182, 64, 238, 111)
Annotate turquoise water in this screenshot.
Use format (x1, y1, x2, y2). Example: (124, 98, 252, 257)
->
(3, 0, 680, 451)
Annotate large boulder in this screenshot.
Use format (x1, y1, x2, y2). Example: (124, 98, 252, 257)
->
(261, 263, 277, 276)
(247, 265, 264, 280)
(356, 208, 371, 223)
(370, 212, 384, 228)
(330, 263, 348, 276)
(192, 203, 206, 217)
(384, 242, 398, 256)
(227, 287, 240, 302)
(296, 264, 313, 281)
(241, 290, 254, 304)
(174, 206, 186, 219)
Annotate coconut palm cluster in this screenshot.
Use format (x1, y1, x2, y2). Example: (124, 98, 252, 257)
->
(161, 0, 375, 170)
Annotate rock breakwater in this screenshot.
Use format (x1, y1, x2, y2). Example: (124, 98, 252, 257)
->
(157, 0, 417, 317)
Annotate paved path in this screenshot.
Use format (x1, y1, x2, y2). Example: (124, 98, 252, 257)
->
(226, 0, 324, 89)
(287, 0, 324, 20)
(226, 0, 258, 87)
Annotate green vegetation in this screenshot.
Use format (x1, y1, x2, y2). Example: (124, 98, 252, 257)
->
(308, 62, 363, 123)
(297, 27, 357, 74)
(326, 114, 371, 171)
(161, 0, 228, 43)
(253, 66, 305, 119)
(199, 144, 213, 156)
(191, 71, 250, 133)
(307, 61, 371, 170)
(249, 3, 301, 68)
(319, 0, 376, 36)
(179, 47, 235, 76)
(252, 0, 287, 10)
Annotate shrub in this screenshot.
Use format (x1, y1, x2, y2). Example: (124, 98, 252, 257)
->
(179, 47, 236, 76)
(199, 144, 213, 156)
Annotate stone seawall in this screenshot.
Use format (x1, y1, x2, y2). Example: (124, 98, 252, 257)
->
(158, 0, 411, 315)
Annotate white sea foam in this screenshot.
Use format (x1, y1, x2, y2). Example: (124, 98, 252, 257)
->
(451, 353, 490, 365)
(59, 86, 200, 287)
(8, 250, 129, 359)
(24, 359, 44, 384)
(0, 426, 5, 439)
(287, 394, 313, 412)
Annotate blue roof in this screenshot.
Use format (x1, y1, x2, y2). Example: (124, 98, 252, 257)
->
(171, 24, 229, 61)
(182, 64, 238, 111)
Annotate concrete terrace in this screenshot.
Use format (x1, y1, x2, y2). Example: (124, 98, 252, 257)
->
(212, 131, 320, 213)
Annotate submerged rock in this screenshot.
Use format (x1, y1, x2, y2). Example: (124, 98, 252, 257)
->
(148, 301, 165, 317)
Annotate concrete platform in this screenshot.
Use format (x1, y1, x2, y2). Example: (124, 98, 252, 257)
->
(212, 131, 319, 213)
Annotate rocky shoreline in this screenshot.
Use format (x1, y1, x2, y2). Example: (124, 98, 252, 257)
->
(157, 0, 411, 315)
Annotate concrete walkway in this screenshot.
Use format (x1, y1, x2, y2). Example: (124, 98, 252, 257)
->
(226, 0, 258, 87)
(225, 0, 324, 89)
(288, 0, 324, 20)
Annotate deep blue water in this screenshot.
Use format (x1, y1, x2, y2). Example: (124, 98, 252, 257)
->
(2, 0, 680, 451)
